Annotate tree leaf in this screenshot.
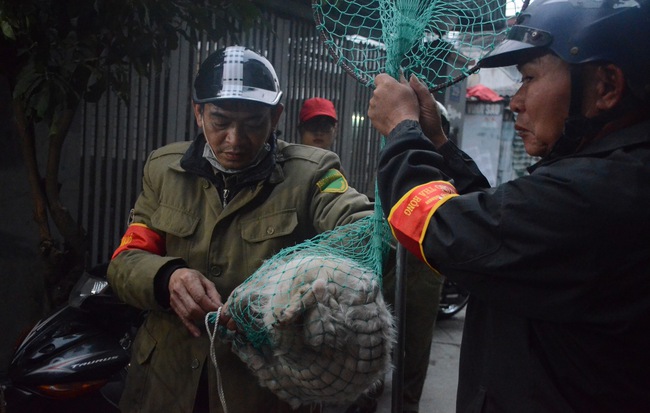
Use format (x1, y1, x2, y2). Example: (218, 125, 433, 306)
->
(1, 20, 15, 39)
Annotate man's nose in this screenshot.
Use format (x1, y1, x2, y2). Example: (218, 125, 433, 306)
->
(226, 123, 245, 144)
(510, 88, 524, 113)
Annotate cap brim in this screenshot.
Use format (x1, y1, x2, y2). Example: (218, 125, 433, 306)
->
(300, 112, 337, 124)
(193, 90, 283, 106)
(479, 40, 537, 68)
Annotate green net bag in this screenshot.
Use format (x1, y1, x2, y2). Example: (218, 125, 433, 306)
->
(207, 210, 395, 409)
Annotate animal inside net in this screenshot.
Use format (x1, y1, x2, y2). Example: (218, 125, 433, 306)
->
(209, 208, 396, 409)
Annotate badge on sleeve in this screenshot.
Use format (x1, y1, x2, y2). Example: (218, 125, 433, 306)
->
(316, 169, 349, 193)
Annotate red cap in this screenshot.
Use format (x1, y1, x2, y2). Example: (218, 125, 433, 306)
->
(299, 98, 337, 124)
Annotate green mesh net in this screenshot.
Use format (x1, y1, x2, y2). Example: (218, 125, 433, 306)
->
(207, 0, 528, 409)
(313, 0, 527, 89)
(207, 209, 396, 409)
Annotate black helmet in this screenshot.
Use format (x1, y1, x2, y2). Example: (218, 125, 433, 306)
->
(193, 46, 283, 106)
(479, 0, 650, 98)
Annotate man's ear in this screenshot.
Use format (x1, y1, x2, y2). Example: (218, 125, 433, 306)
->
(271, 104, 284, 129)
(193, 103, 204, 128)
(595, 64, 626, 111)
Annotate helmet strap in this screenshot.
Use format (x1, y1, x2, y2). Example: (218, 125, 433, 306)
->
(551, 65, 609, 157)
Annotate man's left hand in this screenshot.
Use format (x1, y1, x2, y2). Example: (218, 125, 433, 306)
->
(368, 73, 419, 136)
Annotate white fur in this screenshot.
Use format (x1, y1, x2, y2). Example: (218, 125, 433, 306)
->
(224, 254, 396, 408)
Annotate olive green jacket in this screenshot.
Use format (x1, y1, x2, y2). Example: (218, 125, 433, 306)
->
(108, 137, 373, 413)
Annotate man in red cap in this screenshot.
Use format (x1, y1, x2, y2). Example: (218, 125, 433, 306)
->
(298, 97, 338, 150)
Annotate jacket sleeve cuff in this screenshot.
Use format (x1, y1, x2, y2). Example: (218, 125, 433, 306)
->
(437, 139, 463, 158)
(386, 120, 423, 143)
(153, 259, 187, 308)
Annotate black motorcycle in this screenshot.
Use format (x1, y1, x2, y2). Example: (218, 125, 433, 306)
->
(1, 264, 143, 413)
(437, 278, 470, 320)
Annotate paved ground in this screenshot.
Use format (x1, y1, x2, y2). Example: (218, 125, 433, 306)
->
(376, 308, 465, 413)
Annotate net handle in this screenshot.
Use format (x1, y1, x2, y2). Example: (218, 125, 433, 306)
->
(428, 0, 530, 92)
(312, 0, 372, 88)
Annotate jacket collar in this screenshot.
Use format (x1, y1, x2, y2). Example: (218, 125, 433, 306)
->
(174, 133, 285, 189)
(529, 119, 650, 172)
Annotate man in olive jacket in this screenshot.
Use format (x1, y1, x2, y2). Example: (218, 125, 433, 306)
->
(108, 46, 373, 413)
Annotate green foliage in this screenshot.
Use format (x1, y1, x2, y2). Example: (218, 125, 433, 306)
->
(0, 0, 260, 124)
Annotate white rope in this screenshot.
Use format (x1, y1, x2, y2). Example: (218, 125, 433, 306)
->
(205, 307, 228, 413)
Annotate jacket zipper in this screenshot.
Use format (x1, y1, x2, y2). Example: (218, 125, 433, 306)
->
(222, 188, 230, 207)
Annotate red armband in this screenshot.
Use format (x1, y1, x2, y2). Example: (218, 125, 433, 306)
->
(111, 223, 166, 259)
(387, 181, 458, 263)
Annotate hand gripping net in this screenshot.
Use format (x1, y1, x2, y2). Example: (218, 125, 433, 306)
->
(207, 210, 396, 409)
(313, 0, 528, 90)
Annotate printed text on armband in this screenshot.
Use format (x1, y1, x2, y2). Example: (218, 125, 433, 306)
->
(387, 181, 458, 262)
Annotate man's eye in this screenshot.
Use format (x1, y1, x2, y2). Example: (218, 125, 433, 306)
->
(245, 119, 265, 128)
(520, 76, 533, 84)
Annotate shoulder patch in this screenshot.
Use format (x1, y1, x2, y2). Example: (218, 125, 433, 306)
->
(316, 169, 349, 193)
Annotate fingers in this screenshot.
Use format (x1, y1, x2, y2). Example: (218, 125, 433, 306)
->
(409, 75, 449, 148)
(169, 268, 222, 337)
(409, 75, 433, 104)
(398, 70, 408, 84)
(226, 318, 238, 331)
(169, 292, 202, 337)
(216, 303, 239, 331)
(369, 73, 420, 136)
(199, 276, 223, 309)
(373, 73, 396, 88)
(180, 315, 202, 338)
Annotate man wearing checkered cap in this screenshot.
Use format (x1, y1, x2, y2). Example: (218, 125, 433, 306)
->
(108, 46, 374, 413)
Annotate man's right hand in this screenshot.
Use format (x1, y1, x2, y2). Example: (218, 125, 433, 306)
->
(169, 268, 223, 337)
(409, 75, 449, 149)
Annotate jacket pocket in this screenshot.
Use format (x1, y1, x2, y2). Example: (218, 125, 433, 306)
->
(133, 324, 157, 365)
(151, 204, 199, 238)
(240, 209, 298, 242)
(121, 325, 157, 412)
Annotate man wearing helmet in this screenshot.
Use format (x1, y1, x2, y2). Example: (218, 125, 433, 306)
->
(108, 46, 373, 413)
(368, 0, 650, 411)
